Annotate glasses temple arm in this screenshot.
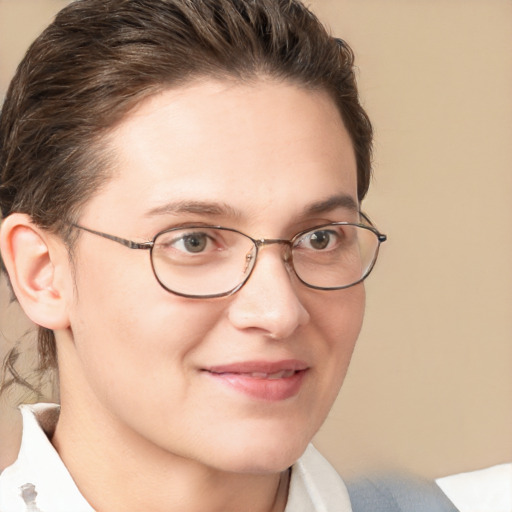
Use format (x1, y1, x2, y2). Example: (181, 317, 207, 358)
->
(70, 224, 153, 250)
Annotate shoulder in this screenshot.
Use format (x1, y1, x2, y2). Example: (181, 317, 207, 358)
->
(288, 445, 460, 512)
(345, 473, 460, 512)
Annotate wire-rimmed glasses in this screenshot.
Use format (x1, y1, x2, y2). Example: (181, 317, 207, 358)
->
(71, 217, 387, 298)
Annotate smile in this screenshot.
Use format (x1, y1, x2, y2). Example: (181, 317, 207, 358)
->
(243, 370, 297, 379)
(203, 360, 309, 401)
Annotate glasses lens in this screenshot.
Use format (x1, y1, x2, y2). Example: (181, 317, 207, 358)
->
(150, 223, 382, 297)
(292, 224, 380, 289)
(151, 227, 255, 297)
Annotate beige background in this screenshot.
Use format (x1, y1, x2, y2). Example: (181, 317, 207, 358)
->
(1, 0, 511, 480)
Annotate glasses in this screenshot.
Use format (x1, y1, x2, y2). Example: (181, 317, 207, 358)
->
(71, 217, 386, 298)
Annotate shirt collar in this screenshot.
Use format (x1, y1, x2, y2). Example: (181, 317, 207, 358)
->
(0, 403, 94, 512)
(285, 444, 352, 512)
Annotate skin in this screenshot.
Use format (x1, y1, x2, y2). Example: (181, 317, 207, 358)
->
(1, 79, 365, 512)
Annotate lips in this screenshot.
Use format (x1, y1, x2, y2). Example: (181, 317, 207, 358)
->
(206, 359, 308, 374)
(203, 360, 308, 401)
(245, 370, 296, 380)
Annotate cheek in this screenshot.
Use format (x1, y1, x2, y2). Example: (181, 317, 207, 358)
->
(313, 283, 365, 352)
(333, 285, 365, 373)
(67, 252, 226, 409)
(309, 284, 365, 398)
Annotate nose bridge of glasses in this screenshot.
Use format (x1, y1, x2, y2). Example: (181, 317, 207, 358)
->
(256, 238, 293, 259)
(240, 238, 290, 277)
(254, 238, 290, 247)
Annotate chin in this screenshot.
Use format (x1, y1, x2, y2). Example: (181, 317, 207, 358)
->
(219, 451, 305, 475)
(205, 428, 313, 475)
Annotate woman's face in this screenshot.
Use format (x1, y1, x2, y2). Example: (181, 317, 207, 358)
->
(61, 79, 365, 473)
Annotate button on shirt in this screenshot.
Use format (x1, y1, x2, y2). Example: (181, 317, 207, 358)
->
(0, 404, 352, 512)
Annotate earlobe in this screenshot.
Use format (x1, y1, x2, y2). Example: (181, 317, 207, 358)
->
(0, 213, 71, 330)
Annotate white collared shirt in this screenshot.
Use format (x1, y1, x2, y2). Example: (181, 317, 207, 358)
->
(0, 404, 352, 512)
(436, 463, 512, 512)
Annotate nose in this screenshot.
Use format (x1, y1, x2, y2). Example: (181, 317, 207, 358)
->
(227, 246, 310, 339)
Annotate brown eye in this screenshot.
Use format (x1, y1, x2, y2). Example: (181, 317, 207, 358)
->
(308, 230, 331, 250)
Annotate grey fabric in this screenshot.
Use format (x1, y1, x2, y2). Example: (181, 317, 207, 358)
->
(346, 474, 460, 512)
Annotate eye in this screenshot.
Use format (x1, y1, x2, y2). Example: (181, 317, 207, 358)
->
(155, 229, 222, 256)
(166, 231, 216, 254)
(297, 228, 342, 251)
(178, 233, 209, 253)
(308, 230, 333, 250)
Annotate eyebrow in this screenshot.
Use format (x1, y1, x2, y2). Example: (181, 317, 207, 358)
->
(302, 194, 359, 217)
(145, 193, 359, 220)
(145, 200, 242, 219)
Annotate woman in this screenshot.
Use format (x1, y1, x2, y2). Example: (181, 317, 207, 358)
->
(0, 0, 385, 510)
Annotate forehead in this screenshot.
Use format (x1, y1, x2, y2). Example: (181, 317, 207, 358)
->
(81, 79, 358, 230)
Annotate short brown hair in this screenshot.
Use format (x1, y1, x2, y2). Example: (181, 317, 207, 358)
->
(0, 0, 372, 388)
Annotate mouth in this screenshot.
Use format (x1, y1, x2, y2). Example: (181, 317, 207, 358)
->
(202, 360, 309, 401)
(237, 369, 298, 380)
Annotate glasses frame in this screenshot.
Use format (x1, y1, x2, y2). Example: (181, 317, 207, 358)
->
(70, 213, 387, 299)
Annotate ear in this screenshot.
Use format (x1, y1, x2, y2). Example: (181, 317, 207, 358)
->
(0, 213, 71, 330)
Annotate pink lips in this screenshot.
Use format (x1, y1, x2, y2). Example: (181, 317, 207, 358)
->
(203, 360, 308, 401)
